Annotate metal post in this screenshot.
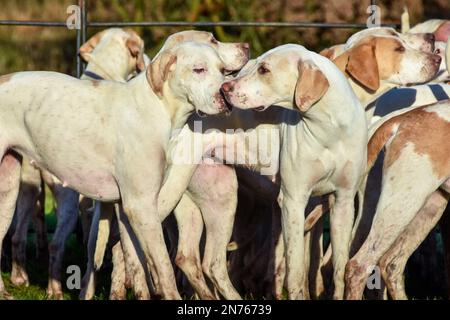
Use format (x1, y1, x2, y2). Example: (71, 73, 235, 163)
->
(76, 0, 87, 78)
(81, 0, 87, 72)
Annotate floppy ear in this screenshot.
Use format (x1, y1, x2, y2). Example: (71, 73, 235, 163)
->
(126, 36, 146, 72)
(147, 50, 177, 98)
(294, 60, 330, 112)
(346, 42, 380, 91)
(79, 30, 107, 62)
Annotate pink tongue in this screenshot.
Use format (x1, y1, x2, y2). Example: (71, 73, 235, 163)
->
(434, 21, 450, 42)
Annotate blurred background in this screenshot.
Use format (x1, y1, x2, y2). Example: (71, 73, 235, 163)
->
(1, 0, 450, 76)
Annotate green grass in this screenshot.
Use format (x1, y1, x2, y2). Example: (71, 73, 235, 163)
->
(1, 187, 114, 300)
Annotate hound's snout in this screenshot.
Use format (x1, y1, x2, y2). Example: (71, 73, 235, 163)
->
(221, 81, 235, 93)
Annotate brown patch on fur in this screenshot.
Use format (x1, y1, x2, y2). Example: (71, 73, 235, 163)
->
(91, 80, 101, 87)
(320, 45, 344, 60)
(434, 21, 450, 42)
(295, 61, 329, 112)
(124, 29, 146, 72)
(374, 37, 402, 81)
(320, 47, 336, 59)
(79, 30, 107, 57)
(0, 73, 15, 85)
(367, 120, 398, 171)
(332, 37, 404, 92)
(147, 50, 177, 97)
(382, 105, 450, 178)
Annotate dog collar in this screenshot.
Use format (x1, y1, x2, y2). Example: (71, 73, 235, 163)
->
(83, 70, 105, 81)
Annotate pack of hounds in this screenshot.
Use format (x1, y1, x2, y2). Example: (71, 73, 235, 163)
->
(0, 17, 449, 300)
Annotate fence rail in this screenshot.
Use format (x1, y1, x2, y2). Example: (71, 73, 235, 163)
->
(0, 0, 396, 77)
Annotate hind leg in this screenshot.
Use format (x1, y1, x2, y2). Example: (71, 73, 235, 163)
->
(345, 154, 443, 299)
(0, 152, 23, 299)
(379, 190, 449, 300)
(11, 159, 42, 286)
(174, 193, 215, 300)
(31, 181, 48, 261)
(46, 184, 79, 300)
(193, 164, 241, 299)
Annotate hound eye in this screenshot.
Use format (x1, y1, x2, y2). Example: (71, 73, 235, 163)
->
(258, 65, 270, 75)
(395, 46, 405, 53)
(193, 68, 206, 74)
(210, 38, 218, 45)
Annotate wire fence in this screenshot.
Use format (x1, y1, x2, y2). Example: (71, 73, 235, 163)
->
(0, 0, 398, 78)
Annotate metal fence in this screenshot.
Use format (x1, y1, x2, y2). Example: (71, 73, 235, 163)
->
(0, 0, 398, 78)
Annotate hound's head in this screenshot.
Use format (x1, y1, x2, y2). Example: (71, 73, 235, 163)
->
(159, 30, 250, 73)
(346, 27, 436, 53)
(333, 35, 441, 91)
(79, 28, 146, 74)
(147, 42, 232, 116)
(220, 44, 331, 113)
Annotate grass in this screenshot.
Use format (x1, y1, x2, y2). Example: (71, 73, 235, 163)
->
(1, 187, 115, 300)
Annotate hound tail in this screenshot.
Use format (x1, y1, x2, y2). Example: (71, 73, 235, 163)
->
(88, 202, 113, 270)
(401, 6, 410, 33)
(367, 118, 399, 172)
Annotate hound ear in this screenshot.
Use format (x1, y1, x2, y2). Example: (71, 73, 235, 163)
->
(126, 37, 146, 72)
(125, 29, 146, 72)
(346, 42, 380, 92)
(79, 30, 107, 62)
(295, 60, 330, 112)
(147, 50, 177, 98)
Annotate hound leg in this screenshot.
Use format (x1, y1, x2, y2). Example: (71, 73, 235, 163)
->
(47, 186, 79, 300)
(345, 156, 442, 299)
(379, 190, 449, 300)
(11, 160, 42, 286)
(280, 187, 309, 300)
(308, 216, 325, 299)
(79, 201, 103, 300)
(31, 181, 48, 260)
(110, 239, 127, 300)
(329, 192, 356, 300)
(0, 152, 22, 299)
(174, 193, 215, 300)
(197, 164, 240, 300)
(11, 184, 38, 286)
(269, 204, 285, 300)
(115, 206, 151, 300)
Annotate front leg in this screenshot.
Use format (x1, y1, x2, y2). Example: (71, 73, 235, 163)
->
(159, 163, 199, 220)
(279, 187, 310, 300)
(329, 192, 356, 299)
(117, 146, 180, 300)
